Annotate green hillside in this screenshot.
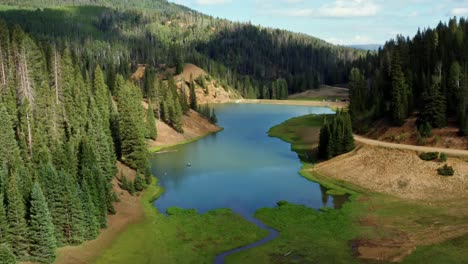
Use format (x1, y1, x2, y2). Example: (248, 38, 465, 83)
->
(0, 1, 364, 98)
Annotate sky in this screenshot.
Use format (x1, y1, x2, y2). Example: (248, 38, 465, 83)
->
(170, 0, 468, 45)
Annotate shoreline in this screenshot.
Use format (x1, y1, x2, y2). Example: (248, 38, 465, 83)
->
(55, 122, 223, 264)
(149, 127, 224, 153)
(227, 99, 348, 109)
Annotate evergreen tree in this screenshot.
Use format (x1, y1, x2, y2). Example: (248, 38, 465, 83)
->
(0, 106, 20, 167)
(78, 179, 99, 241)
(0, 243, 16, 264)
(93, 66, 111, 130)
(318, 111, 355, 160)
(6, 171, 29, 258)
(390, 51, 409, 125)
(342, 112, 355, 152)
(77, 138, 107, 228)
(189, 74, 197, 111)
(349, 68, 366, 119)
(0, 193, 8, 244)
(419, 68, 447, 128)
(134, 174, 145, 192)
(28, 182, 56, 263)
(115, 75, 148, 172)
(146, 102, 157, 140)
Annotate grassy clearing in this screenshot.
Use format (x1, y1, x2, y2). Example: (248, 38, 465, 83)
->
(232, 114, 468, 263)
(226, 200, 365, 264)
(268, 114, 331, 161)
(95, 179, 268, 264)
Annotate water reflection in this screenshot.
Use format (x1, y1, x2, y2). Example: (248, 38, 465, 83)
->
(150, 104, 348, 216)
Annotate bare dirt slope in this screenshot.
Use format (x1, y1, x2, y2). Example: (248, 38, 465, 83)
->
(177, 63, 207, 81)
(133, 63, 241, 104)
(313, 145, 468, 201)
(176, 64, 241, 104)
(149, 109, 222, 149)
(288, 86, 349, 100)
(55, 162, 143, 264)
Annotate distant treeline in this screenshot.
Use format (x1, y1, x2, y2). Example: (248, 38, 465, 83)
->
(0, 1, 366, 99)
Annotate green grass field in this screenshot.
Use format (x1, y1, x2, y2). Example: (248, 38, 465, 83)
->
(95, 180, 268, 264)
(229, 114, 468, 264)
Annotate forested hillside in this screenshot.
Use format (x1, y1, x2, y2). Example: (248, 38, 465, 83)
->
(350, 17, 468, 136)
(0, 1, 366, 262)
(0, 0, 364, 99)
(0, 20, 158, 262)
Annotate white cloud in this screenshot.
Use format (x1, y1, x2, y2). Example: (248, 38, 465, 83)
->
(261, 0, 380, 18)
(318, 0, 380, 18)
(451, 7, 468, 16)
(195, 0, 232, 5)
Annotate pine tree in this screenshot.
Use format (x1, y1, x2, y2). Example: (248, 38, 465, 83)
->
(0, 193, 8, 244)
(77, 138, 107, 228)
(349, 68, 366, 119)
(146, 102, 157, 140)
(28, 182, 56, 263)
(0, 106, 20, 167)
(79, 179, 99, 241)
(342, 112, 355, 152)
(60, 172, 85, 245)
(390, 51, 409, 125)
(115, 75, 148, 172)
(6, 171, 29, 258)
(0, 243, 16, 264)
(318, 119, 330, 159)
(189, 74, 198, 110)
(93, 66, 111, 130)
(419, 67, 447, 128)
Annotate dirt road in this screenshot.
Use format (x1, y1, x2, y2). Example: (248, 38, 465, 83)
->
(354, 135, 468, 157)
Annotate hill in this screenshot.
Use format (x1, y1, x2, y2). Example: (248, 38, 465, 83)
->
(0, 1, 365, 98)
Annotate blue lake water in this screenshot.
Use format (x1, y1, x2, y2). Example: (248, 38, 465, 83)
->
(150, 104, 343, 217)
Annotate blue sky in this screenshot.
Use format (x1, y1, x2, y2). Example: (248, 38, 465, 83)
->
(170, 0, 468, 45)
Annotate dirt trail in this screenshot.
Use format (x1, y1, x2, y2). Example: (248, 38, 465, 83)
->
(354, 134, 468, 156)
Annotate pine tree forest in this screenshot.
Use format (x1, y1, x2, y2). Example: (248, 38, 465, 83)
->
(0, 21, 153, 263)
(351, 17, 468, 136)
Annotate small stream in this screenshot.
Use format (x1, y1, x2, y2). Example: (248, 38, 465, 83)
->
(149, 104, 348, 262)
(214, 210, 279, 264)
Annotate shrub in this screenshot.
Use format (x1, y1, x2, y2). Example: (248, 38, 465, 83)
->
(439, 153, 447, 162)
(419, 152, 439, 161)
(134, 174, 146, 192)
(437, 164, 455, 176)
(128, 180, 135, 195)
(119, 175, 129, 190)
(418, 121, 432, 137)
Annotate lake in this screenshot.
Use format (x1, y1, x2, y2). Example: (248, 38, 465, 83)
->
(150, 103, 346, 217)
